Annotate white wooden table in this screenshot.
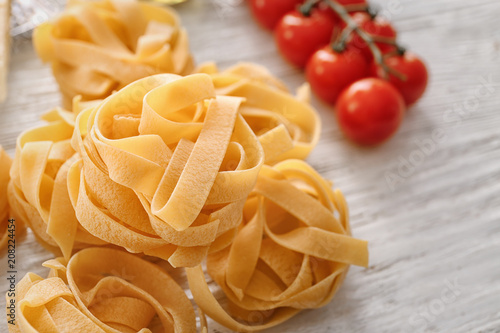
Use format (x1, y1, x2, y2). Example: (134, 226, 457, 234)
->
(1, 0, 500, 332)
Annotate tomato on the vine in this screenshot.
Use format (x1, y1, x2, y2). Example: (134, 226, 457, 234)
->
(275, 9, 337, 68)
(306, 45, 368, 104)
(248, 0, 303, 31)
(371, 52, 428, 105)
(347, 12, 397, 61)
(336, 78, 405, 145)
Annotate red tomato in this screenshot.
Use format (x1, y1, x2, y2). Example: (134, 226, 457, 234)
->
(371, 52, 429, 105)
(336, 78, 405, 145)
(347, 12, 397, 61)
(316, 1, 341, 22)
(275, 9, 337, 68)
(248, 0, 303, 31)
(306, 45, 369, 104)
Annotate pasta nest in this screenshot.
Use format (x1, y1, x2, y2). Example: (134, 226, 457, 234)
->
(7, 247, 198, 333)
(187, 159, 369, 331)
(33, 0, 193, 107)
(69, 73, 265, 267)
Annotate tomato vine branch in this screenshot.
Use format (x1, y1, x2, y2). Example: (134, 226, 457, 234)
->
(343, 4, 369, 13)
(324, 0, 406, 80)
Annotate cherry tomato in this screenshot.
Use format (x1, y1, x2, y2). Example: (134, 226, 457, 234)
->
(347, 12, 397, 61)
(249, 0, 303, 31)
(336, 78, 405, 145)
(371, 52, 428, 105)
(306, 45, 369, 104)
(316, 1, 341, 22)
(275, 9, 337, 68)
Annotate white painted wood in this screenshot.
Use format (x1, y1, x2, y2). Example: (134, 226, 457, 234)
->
(1, 0, 500, 332)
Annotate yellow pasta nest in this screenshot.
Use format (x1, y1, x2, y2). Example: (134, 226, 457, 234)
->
(33, 0, 193, 107)
(187, 159, 369, 331)
(7, 248, 198, 332)
(68, 73, 265, 267)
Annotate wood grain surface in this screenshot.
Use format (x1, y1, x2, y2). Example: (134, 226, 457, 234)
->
(1, 0, 500, 332)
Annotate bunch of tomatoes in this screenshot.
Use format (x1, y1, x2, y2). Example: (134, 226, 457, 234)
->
(249, 0, 429, 145)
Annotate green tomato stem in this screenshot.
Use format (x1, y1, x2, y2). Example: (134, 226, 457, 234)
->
(325, 0, 407, 81)
(343, 3, 369, 12)
(299, 0, 321, 16)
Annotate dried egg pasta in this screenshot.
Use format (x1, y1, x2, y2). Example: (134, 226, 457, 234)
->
(7, 247, 198, 333)
(187, 159, 369, 332)
(33, 0, 193, 107)
(67, 73, 264, 267)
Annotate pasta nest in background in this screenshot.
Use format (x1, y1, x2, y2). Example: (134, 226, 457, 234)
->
(7, 247, 198, 333)
(187, 159, 369, 331)
(33, 0, 193, 107)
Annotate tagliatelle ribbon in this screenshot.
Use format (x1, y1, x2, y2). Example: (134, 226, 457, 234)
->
(33, 0, 193, 108)
(65, 73, 264, 267)
(196, 62, 321, 164)
(186, 159, 369, 332)
(7, 247, 200, 333)
(9, 99, 107, 258)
